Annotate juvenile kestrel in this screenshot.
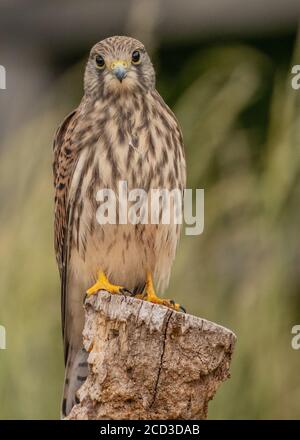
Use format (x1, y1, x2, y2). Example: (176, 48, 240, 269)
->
(53, 36, 186, 416)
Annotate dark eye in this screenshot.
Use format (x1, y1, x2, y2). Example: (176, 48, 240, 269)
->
(132, 50, 141, 64)
(95, 54, 105, 69)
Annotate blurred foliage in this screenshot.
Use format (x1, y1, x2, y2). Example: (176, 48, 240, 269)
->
(1, 34, 300, 419)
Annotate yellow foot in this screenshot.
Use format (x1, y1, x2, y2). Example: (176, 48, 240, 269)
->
(86, 271, 126, 296)
(140, 272, 185, 312)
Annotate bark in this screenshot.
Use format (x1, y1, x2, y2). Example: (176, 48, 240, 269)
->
(67, 291, 237, 420)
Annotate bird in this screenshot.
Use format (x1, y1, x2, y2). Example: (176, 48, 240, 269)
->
(53, 36, 186, 417)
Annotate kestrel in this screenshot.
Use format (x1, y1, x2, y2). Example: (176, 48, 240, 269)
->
(53, 36, 186, 416)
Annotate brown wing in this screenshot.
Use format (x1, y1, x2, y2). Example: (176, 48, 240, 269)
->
(53, 109, 79, 363)
(152, 89, 186, 190)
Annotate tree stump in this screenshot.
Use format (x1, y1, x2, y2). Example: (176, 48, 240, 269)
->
(67, 292, 236, 420)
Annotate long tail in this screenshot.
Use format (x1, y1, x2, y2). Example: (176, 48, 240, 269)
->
(61, 346, 88, 418)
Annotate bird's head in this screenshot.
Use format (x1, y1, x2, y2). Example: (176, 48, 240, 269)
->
(84, 36, 155, 99)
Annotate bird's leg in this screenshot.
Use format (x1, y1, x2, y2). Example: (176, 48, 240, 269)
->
(86, 271, 128, 296)
(141, 272, 184, 312)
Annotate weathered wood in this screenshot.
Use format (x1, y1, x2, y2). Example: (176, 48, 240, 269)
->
(67, 291, 236, 420)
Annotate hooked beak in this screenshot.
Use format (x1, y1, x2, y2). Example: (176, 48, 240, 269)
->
(110, 60, 128, 82)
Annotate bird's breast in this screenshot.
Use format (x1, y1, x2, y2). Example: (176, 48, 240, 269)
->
(67, 92, 185, 292)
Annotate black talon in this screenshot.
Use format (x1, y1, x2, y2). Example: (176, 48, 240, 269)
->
(120, 288, 133, 296)
(129, 290, 145, 298)
(168, 299, 186, 313)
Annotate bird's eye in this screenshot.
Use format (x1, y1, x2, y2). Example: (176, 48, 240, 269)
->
(95, 54, 105, 69)
(131, 50, 141, 64)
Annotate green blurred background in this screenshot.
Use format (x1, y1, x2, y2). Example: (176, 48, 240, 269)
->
(0, 0, 300, 419)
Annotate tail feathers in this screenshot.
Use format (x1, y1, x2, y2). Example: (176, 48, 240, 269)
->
(61, 346, 88, 418)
